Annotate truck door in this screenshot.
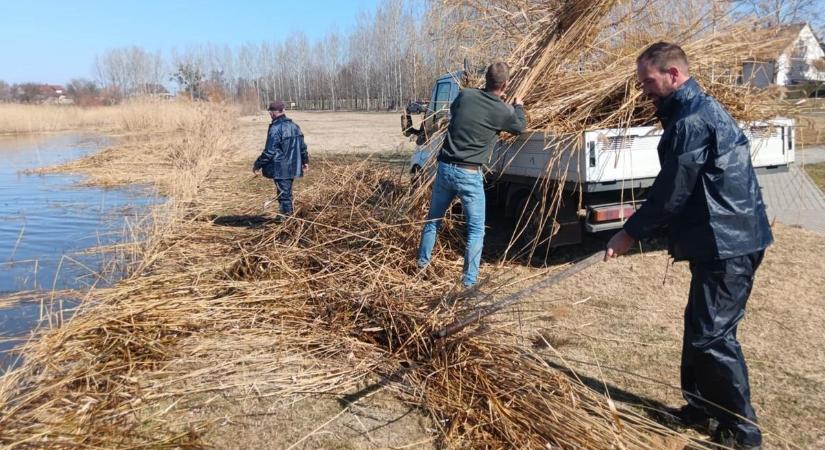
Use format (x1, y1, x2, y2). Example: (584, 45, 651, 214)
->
(425, 80, 454, 133)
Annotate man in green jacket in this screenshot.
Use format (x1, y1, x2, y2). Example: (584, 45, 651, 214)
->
(417, 62, 526, 287)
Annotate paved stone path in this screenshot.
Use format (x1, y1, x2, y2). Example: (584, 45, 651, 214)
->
(758, 147, 825, 234)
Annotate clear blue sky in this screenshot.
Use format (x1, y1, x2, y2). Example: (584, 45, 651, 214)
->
(0, 0, 381, 85)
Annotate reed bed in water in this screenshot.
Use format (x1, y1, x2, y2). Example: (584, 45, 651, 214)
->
(0, 100, 235, 135)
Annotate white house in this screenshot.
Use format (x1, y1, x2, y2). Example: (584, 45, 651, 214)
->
(742, 23, 825, 88)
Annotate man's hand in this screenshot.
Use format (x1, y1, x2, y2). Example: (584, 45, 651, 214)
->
(252, 167, 260, 175)
(512, 97, 523, 107)
(302, 164, 308, 173)
(604, 229, 636, 261)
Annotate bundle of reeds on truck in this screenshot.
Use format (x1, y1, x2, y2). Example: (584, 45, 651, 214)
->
(432, 0, 795, 260)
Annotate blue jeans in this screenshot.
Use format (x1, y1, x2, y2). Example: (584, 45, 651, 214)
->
(274, 178, 294, 215)
(417, 162, 486, 286)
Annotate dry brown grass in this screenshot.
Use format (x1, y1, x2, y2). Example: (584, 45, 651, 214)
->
(0, 100, 236, 135)
(0, 106, 705, 448)
(1, 109, 821, 449)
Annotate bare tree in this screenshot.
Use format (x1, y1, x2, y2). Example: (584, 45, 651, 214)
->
(171, 63, 204, 100)
(66, 78, 101, 106)
(323, 31, 343, 110)
(95, 46, 164, 98)
(733, 0, 823, 27)
(0, 80, 10, 102)
(84, 0, 440, 109)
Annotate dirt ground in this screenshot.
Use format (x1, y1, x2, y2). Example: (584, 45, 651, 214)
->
(219, 111, 825, 449)
(238, 111, 417, 156)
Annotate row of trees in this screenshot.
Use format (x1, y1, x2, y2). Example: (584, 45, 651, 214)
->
(92, 0, 443, 111)
(2, 0, 822, 111)
(0, 78, 155, 106)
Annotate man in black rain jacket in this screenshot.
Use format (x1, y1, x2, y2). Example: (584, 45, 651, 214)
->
(605, 42, 772, 450)
(253, 100, 309, 219)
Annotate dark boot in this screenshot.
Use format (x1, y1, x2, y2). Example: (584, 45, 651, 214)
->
(712, 427, 762, 450)
(675, 404, 711, 431)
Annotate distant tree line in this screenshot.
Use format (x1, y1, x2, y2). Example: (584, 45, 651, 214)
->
(2, 0, 821, 111)
(88, 0, 451, 112)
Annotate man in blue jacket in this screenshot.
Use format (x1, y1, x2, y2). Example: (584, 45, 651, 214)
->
(253, 100, 309, 220)
(605, 43, 771, 450)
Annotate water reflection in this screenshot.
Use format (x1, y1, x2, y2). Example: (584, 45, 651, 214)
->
(0, 133, 158, 369)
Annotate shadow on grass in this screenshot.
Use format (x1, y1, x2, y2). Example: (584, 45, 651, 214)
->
(481, 213, 671, 270)
(541, 358, 693, 431)
(210, 215, 277, 228)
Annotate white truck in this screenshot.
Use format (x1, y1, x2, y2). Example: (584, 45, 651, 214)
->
(405, 71, 795, 248)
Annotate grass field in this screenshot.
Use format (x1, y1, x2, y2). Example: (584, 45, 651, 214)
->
(804, 162, 825, 193)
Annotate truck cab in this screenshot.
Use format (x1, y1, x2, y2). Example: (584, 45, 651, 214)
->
(403, 71, 463, 147)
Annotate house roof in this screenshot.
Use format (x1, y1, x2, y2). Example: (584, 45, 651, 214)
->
(744, 23, 808, 61)
(37, 84, 64, 96)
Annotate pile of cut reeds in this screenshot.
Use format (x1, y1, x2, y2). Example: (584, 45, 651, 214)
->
(0, 158, 706, 448)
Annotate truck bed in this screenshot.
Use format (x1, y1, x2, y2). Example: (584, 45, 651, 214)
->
(489, 118, 795, 187)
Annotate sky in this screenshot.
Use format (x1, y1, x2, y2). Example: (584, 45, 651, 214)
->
(0, 0, 381, 85)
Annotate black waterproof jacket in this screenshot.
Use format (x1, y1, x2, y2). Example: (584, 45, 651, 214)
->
(253, 116, 309, 180)
(623, 78, 773, 262)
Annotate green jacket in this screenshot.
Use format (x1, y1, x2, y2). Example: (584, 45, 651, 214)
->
(438, 88, 526, 166)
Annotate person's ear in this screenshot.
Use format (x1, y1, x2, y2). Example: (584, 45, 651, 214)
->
(668, 66, 680, 83)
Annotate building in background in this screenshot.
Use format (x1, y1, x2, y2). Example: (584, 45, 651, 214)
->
(742, 23, 825, 90)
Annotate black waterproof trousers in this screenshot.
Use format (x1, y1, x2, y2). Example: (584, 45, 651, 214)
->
(682, 250, 764, 445)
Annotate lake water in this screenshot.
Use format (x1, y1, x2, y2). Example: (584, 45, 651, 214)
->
(0, 133, 158, 369)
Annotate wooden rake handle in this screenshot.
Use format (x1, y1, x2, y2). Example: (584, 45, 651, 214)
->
(432, 251, 603, 341)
